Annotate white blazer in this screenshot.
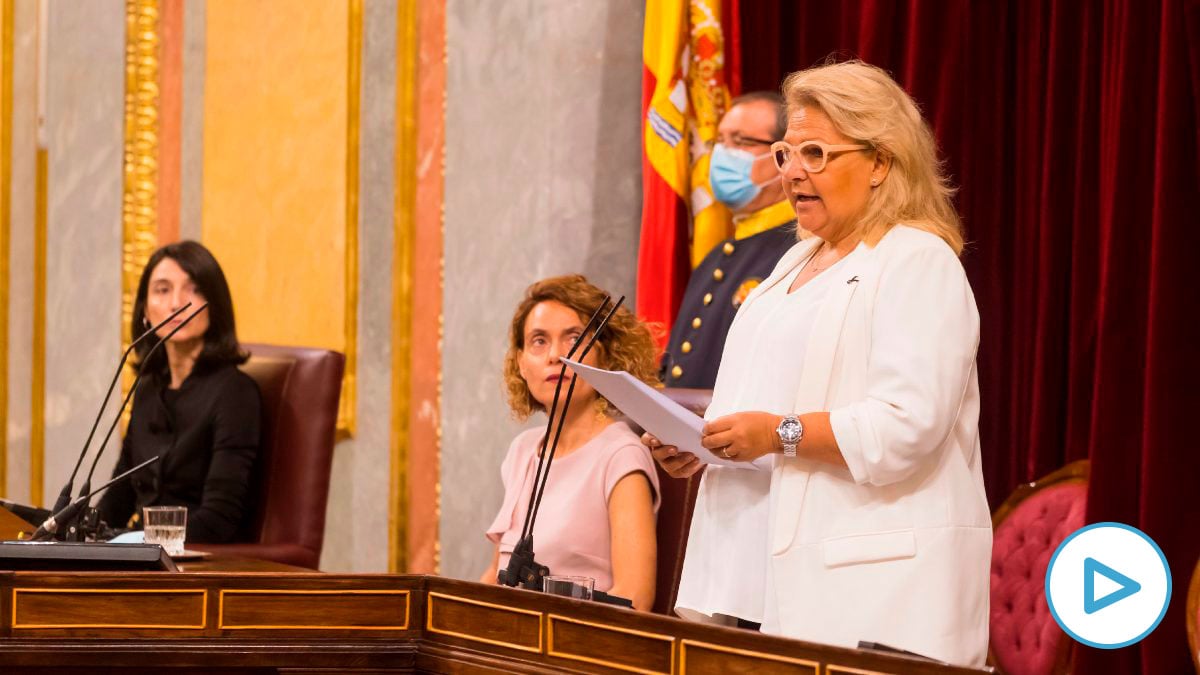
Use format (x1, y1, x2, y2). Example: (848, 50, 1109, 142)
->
(733, 225, 991, 667)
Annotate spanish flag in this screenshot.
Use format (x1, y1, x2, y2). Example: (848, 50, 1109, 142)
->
(638, 0, 735, 345)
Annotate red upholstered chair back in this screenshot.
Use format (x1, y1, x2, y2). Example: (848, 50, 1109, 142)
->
(196, 344, 344, 569)
(648, 388, 710, 616)
(1188, 556, 1200, 673)
(989, 460, 1089, 675)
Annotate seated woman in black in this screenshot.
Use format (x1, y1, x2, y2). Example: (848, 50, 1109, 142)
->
(97, 240, 261, 543)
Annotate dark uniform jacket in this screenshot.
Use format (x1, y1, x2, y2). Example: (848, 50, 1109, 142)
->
(663, 215, 798, 389)
(97, 362, 262, 543)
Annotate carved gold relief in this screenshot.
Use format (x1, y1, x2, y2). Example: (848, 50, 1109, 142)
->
(121, 0, 160, 375)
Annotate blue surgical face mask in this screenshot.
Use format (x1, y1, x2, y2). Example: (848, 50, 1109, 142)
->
(709, 143, 775, 210)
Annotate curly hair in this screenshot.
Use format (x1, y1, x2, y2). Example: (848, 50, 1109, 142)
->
(503, 275, 661, 420)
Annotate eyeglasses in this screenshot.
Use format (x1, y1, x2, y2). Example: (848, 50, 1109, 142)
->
(716, 133, 776, 150)
(770, 140, 872, 173)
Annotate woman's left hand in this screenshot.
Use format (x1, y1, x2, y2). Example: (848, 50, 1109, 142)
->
(701, 412, 782, 463)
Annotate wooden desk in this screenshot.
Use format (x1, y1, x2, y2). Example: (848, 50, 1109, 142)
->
(0, 572, 988, 674)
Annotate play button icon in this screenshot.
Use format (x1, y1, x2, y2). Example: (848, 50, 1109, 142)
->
(1083, 557, 1141, 614)
(1045, 523, 1171, 649)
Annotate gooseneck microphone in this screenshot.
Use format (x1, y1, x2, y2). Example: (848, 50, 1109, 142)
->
(31, 456, 160, 541)
(77, 302, 210, 504)
(48, 303, 194, 517)
(498, 295, 624, 590)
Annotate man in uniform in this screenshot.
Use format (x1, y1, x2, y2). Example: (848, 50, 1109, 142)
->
(663, 92, 797, 388)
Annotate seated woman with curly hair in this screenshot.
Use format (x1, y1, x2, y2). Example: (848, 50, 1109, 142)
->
(481, 275, 661, 611)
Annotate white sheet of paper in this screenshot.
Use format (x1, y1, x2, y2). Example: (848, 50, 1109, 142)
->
(560, 358, 744, 468)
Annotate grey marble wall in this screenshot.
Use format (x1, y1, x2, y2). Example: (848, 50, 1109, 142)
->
(320, 0, 396, 573)
(440, 0, 645, 580)
(41, 1, 126, 501)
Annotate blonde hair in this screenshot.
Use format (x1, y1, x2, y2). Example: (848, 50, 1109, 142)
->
(503, 275, 661, 420)
(781, 59, 963, 254)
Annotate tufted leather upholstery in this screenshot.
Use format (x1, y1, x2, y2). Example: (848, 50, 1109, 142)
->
(194, 344, 344, 569)
(989, 461, 1088, 675)
(616, 387, 711, 615)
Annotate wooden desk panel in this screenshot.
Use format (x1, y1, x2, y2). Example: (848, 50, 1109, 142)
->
(0, 572, 988, 675)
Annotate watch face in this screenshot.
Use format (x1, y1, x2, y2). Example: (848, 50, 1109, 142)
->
(779, 417, 802, 443)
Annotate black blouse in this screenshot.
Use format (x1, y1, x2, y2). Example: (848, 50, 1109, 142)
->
(97, 362, 262, 543)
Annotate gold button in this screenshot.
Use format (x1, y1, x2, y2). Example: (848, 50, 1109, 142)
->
(681, 341, 692, 354)
(723, 242, 735, 255)
(671, 365, 683, 378)
(703, 293, 713, 305)
(713, 268, 724, 282)
(691, 317, 702, 329)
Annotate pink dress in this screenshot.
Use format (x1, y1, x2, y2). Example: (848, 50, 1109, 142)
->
(487, 421, 660, 591)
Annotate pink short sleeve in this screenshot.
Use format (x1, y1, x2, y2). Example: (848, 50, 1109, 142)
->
(602, 443, 662, 513)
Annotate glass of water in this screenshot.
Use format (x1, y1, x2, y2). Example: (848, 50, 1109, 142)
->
(542, 575, 594, 601)
(142, 506, 187, 556)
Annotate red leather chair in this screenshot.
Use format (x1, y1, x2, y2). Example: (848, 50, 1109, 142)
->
(195, 344, 344, 569)
(989, 460, 1089, 675)
(1188, 556, 1200, 673)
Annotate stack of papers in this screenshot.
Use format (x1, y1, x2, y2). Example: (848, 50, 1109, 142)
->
(561, 359, 743, 468)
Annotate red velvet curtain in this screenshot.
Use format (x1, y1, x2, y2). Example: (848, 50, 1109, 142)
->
(737, 1, 1200, 672)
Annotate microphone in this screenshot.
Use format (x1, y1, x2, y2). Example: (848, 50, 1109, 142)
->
(0, 499, 50, 526)
(498, 295, 625, 590)
(47, 303, 194, 517)
(77, 303, 210, 503)
(31, 455, 160, 541)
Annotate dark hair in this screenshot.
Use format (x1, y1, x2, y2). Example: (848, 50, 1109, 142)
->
(131, 240, 247, 376)
(731, 90, 787, 141)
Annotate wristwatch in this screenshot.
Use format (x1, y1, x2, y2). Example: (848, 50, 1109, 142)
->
(776, 415, 804, 457)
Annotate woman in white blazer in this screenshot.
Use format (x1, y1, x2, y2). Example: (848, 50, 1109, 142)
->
(648, 60, 991, 667)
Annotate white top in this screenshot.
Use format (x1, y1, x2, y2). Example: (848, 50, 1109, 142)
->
(675, 252, 855, 624)
(745, 226, 989, 667)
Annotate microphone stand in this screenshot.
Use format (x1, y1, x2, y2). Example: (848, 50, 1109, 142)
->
(61, 303, 209, 542)
(47, 303, 193, 519)
(31, 456, 160, 541)
(498, 296, 624, 590)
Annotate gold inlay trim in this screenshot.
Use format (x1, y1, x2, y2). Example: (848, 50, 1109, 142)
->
(0, 0, 13, 498)
(679, 638, 821, 674)
(425, 591, 543, 654)
(546, 613, 674, 674)
(825, 666, 888, 675)
(337, 0, 362, 439)
(217, 589, 410, 631)
(12, 588, 207, 629)
(121, 0, 161, 403)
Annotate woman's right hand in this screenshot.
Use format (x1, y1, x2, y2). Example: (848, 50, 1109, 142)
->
(641, 432, 703, 478)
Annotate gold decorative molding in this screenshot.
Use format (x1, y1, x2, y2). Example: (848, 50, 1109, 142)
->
(338, 0, 362, 439)
(121, 0, 161, 375)
(679, 639, 821, 674)
(0, 0, 14, 498)
(425, 592, 543, 654)
(546, 614, 674, 674)
(217, 589, 410, 631)
(30, 147, 45, 506)
(12, 588, 207, 629)
(388, 0, 418, 574)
